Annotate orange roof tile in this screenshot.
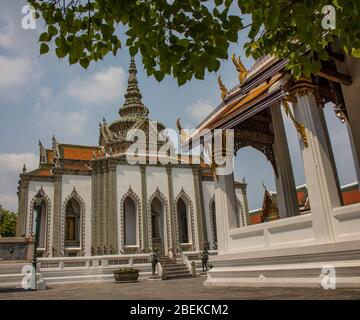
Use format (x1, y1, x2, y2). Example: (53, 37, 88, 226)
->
(297, 191, 306, 206)
(62, 145, 99, 161)
(342, 189, 360, 205)
(63, 163, 92, 171)
(46, 150, 54, 164)
(28, 168, 52, 177)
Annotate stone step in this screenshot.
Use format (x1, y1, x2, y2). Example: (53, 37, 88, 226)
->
(165, 266, 188, 270)
(157, 256, 192, 279)
(163, 263, 187, 267)
(166, 273, 193, 280)
(165, 269, 192, 275)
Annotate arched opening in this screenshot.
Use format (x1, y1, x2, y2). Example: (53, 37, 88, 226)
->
(234, 146, 278, 224)
(177, 197, 189, 244)
(211, 200, 217, 249)
(38, 200, 47, 248)
(151, 197, 164, 254)
(65, 198, 81, 247)
(124, 196, 137, 246)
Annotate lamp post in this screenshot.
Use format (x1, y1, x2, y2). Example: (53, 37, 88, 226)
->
(30, 190, 43, 290)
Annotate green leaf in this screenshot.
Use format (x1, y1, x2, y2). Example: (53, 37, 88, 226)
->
(48, 25, 58, 36)
(154, 70, 165, 82)
(40, 43, 49, 55)
(129, 46, 138, 56)
(39, 32, 49, 42)
(352, 48, 360, 58)
(80, 58, 90, 69)
(55, 47, 67, 58)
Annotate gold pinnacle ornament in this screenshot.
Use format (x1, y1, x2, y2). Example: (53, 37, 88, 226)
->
(217, 76, 228, 101)
(282, 98, 308, 148)
(231, 54, 248, 85)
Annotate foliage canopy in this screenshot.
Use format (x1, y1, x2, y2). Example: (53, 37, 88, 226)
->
(29, 0, 360, 85)
(0, 206, 17, 237)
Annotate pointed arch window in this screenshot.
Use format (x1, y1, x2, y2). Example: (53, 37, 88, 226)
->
(65, 198, 81, 247)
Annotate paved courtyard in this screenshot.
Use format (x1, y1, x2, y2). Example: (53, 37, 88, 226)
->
(0, 277, 360, 300)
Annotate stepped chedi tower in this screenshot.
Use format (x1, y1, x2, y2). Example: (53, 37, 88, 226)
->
(99, 57, 166, 156)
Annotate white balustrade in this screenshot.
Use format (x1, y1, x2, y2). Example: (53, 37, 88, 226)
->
(38, 253, 151, 271)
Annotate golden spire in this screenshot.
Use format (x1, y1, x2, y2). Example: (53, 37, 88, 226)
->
(231, 54, 248, 85)
(217, 76, 228, 101)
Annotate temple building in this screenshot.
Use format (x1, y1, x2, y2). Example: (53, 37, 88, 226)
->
(15, 58, 249, 257)
(184, 50, 360, 287)
(249, 182, 360, 224)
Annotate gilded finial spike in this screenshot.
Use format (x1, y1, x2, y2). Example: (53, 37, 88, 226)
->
(176, 118, 189, 143)
(282, 98, 308, 148)
(176, 118, 182, 133)
(217, 76, 228, 101)
(231, 53, 248, 85)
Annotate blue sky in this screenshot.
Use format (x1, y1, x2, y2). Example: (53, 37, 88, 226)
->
(0, 0, 357, 212)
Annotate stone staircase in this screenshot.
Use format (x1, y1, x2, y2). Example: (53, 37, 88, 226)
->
(159, 256, 192, 280)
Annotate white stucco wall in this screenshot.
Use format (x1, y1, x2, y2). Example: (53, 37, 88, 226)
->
(146, 166, 168, 199)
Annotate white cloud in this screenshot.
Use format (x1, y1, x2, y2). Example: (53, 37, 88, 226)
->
(0, 193, 18, 212)
(67, 66, 126, 103)
(0, 153, 38, 212)
(0, 18, 15, 50)
(0, 153, 38, 172)
(0, 2, 40, 54)
(0, 55, 36, 92)
(36, 108, 88, 136)
(185, 99, 215, 126)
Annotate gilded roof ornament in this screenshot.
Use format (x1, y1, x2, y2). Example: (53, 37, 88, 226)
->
(176, 118, 189, 144)
(282, 98, 308, 148)
(39, 140, 47, 165)
(231, 54, 248, 85)
(217, 76, 228, 101)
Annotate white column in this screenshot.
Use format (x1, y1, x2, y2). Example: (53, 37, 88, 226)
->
(214, 172, 237, 254)
(271, 102, 299, 218)
(336, 55, 360, 187)
(292, 85, 340, 243)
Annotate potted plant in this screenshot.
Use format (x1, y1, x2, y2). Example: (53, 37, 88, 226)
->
(113, 267, 139, 282)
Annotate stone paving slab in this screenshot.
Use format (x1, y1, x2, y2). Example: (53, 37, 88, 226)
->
(0, 277, 360, 300)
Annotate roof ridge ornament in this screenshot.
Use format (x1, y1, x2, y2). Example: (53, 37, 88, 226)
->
(217, 76, 228, 101)
(39, 140, 47, 165)
(282, 98, 308, 148)
(231, 54, 248, 86)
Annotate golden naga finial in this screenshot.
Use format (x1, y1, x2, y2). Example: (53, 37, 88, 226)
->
(217, 76, 228, 101)
(176, 118, 183, 133)
(176, 118, 189, 143)
(282, 98, 308, 148)
(231, 53, 248, 85)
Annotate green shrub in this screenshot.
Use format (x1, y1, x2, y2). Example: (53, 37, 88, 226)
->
(113, 267, 139, 274)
